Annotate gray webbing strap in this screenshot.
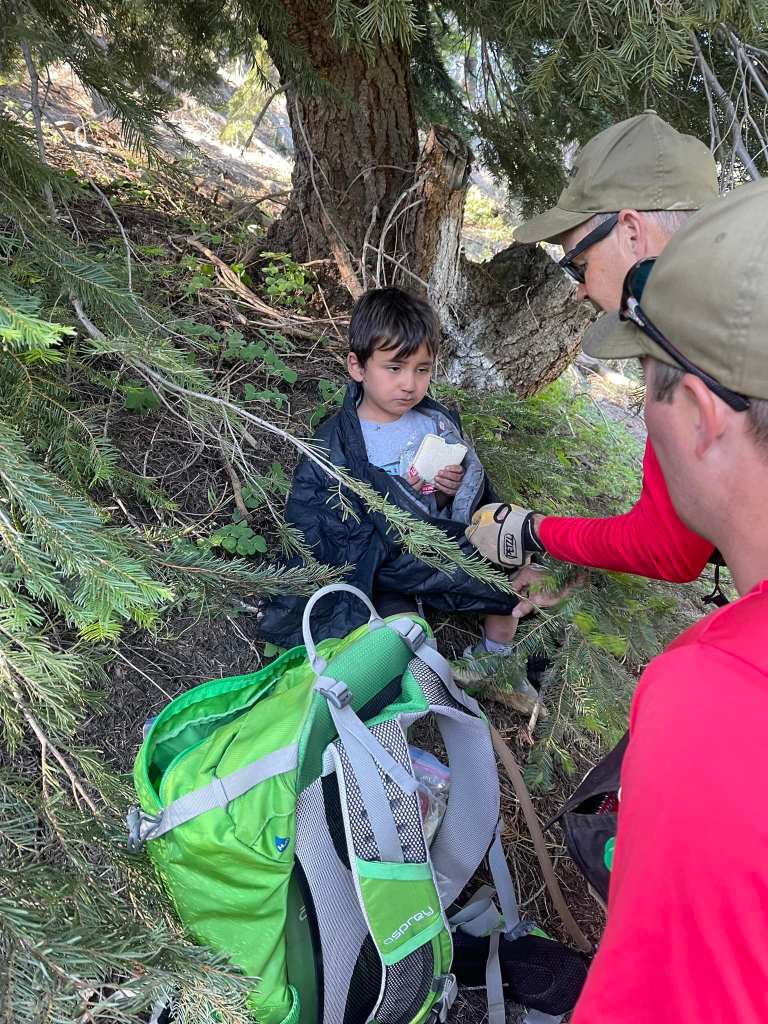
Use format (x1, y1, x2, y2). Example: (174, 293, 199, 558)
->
(316, 678, 419, 796)
(387, 617, 482, 716)
(316, 678, 417, 863)
(488, 835, 565, 1024)
(448, 885, 501, 936)
(329, 706, 405, 863)
(486, 931, 506, 1024)
(302, 584, 384, 673)
(488, 823, 528, 937)
(449, 889, 505, 1024)
(140, 743, 298, 843)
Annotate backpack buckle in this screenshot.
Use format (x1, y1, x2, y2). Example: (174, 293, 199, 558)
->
(392, 619, 427, 652)
(315, 676, 352, 709)
(428, 975, 458, 1023)
(126, 804, 162, 854)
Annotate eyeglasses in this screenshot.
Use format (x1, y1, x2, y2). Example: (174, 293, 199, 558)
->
(559, 213, 619, 284)
(620, 258, 751, 413)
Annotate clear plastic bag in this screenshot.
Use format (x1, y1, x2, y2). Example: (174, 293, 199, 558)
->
(409, 746, 450, 845)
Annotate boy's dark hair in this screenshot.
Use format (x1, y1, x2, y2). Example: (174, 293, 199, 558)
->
(348, 287, 440, 365)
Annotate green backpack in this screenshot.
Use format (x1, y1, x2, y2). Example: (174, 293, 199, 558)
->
(128, 584, 564, 1024)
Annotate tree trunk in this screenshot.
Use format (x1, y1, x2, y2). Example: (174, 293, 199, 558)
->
(445, 247, 593, 396)
(262, 5, 590, 393)
(401, 128, 590, 396)
(263, 0, 419, 264)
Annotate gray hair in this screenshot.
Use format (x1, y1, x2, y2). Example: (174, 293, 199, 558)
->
(583, 209, 693, 237)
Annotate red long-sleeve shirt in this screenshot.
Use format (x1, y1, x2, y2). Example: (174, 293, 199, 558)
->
(539, 440, 714, 582)
(572, 580, 768, 1023)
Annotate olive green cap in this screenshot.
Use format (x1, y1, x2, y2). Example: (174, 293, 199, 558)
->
(583, 179, 768, 401)
(514, 112, 719, 244)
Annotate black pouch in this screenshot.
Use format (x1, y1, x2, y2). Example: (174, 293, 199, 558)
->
(452, 930, 589, 1015)
(546, 733, 628, 905)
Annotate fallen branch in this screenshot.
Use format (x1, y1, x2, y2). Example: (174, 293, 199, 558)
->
(490, 724, 592, 953)
(326, 219, 364, 299)
(218, 438, 252, 521)
(186, 238, 343, 338)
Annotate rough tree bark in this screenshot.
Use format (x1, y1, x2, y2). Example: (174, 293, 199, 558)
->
(263, 0, 419, 263)
(405, 127, 591, 395)
(446, 248, 593, 396)
(262, 4, 590, 393)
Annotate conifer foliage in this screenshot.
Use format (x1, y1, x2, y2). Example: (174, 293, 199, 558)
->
(0, 4, 326, 1018)
(0, 6, 529, 1017)
(0, 1, 762, 1018)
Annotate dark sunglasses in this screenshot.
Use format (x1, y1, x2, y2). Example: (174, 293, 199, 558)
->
(620, 258, 750, 413)
(559, 213, 619, 283)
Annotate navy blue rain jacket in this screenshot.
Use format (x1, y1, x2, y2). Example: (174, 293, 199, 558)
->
(258, 383, 517, 647)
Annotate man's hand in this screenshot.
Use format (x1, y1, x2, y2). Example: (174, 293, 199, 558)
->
(509, 564, 584, 619)
(434, 464, 464, 496)
(465, 502, 544, 567)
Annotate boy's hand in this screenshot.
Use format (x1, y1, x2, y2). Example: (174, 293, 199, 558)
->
(434, 464, 464, 496)
(406, 466, 425, 492)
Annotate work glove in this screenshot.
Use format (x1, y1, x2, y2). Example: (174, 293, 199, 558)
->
(465, 502, 544, 568)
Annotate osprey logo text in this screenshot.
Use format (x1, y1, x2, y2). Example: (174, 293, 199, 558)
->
(383, 905, 435, 945)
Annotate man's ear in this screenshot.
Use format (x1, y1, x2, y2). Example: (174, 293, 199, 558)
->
(617, 209, 647, 259)
(347, 352, 365, 382)
(681, 373, 728, 459)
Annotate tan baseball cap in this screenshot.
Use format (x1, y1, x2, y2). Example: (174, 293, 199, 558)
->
(583, 178, 768, 401)
(514, 112, 719, 244)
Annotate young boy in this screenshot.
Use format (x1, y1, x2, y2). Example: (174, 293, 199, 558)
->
(259, 287, 537, 669)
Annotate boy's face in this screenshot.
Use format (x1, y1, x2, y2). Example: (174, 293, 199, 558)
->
(348, 341, 434, 422)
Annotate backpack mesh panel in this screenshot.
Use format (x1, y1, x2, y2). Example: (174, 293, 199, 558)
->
(296, 778, 372, 1024)
(343, 935, 382, 1024)
(375, 946, 435, 1024)
(334, 717, 437, 1024)
(334, 718, 427, 864)
(408, 658, 465, 712)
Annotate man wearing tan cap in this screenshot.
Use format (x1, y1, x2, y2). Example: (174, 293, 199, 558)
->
(470, 113, 720, 583)
(569, 178, 768, 1022)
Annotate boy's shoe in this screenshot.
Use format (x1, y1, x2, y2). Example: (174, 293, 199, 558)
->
(452, 638, 533, 688)
(452, 639, 546, 716)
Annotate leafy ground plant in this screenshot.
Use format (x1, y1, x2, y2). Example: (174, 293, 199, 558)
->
(259, 251, 315, 309)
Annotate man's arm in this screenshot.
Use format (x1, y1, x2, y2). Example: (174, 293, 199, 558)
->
(538, 440, 714, 582)
(572, 643, 768, 1024)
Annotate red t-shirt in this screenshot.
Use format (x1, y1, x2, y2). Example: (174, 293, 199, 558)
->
(573, 580, 768, 1023)
(539, 440, 714, 582)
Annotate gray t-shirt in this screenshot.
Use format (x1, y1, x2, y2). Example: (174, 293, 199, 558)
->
(359, 409, 436, 478)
